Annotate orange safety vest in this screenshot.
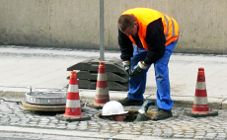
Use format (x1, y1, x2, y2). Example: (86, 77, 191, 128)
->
(122, 8, 179, 50)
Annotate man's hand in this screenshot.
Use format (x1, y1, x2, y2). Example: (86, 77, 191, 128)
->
(122, 60, 133, 77)
(131, 61, 148, 77)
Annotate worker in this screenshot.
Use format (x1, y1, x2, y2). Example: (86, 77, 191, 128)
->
(102, 101, 128, 122)
(117, 7, 179, 121)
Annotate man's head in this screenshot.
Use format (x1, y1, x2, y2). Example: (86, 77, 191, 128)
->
(102, 101, 128, 122)
(118, 14, 138, 36)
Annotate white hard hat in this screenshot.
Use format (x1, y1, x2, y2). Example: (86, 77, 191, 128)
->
(102, 101, 128, 116)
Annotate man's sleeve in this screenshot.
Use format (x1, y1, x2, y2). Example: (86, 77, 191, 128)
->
(144, 18, 166, 65)
(118, 29, 134, 61)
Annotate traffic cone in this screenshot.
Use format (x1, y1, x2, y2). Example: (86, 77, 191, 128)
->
(55, 71, 91, 121)
(64, 71, 82, 117)
(184, 68, 218, 117)
(93, 62, 110, 107)
(192, 68, 209, 113)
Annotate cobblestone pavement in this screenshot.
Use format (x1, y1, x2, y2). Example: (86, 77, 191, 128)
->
(0, 100, 226, 140)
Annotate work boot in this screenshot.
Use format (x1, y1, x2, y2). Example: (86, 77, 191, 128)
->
(118, 97, 144, 106)
(151, 109, 173, 121)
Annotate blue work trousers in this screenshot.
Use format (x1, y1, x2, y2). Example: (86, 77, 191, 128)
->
(128, 40, 178, 111)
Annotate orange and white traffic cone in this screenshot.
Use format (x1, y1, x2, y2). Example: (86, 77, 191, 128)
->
(93, 62, 110, 107)
(64, 71, 82, 117)
(192, 68, 209, 113)
(185, 68, 218, 117)
(55, 71, 91, 121)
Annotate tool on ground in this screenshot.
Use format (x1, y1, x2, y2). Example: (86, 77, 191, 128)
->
(134, 99, 155, 122)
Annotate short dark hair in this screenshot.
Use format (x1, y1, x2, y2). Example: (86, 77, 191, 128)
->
(118, 14, 136, 32)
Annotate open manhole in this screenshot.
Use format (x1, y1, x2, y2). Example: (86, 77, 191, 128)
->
(94, 110, 156, 122)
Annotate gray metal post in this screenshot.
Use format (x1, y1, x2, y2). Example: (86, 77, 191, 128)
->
(100, 0, 104, 61)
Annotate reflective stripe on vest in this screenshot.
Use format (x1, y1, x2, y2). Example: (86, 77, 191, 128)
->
(163, 15, 179, 46)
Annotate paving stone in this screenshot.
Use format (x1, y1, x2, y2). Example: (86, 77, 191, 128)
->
(204, 136, 216, 140)
(217, 133, 226, 136)
(184, 135, 194, 138)
(141, 129, 152, 133)
(152, 132, 163, 136)
(44, 125, 56, 128)
(215, 136, 227, 140)
(28, 122, 38, 124)
(56, 126, 67, 129)
(87, 129, 99, 132)
(131, 132, 141, 135)
(119, 131, 132, 134)
(100, 130, 110, 133)
(141, 132, 152, 136)
(10, 123, 19, 125)
(162, 133, 173, 137)
(77, 127, 88, 131)
(28, 124, 37, 127)
(174, 134, 184, 138)
(206, 132, 217, 136)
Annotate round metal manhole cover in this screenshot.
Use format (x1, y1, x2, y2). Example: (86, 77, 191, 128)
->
(25, 90, 67, 105)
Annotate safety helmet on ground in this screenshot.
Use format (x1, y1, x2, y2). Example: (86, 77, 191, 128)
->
(102, 101, 128, 116)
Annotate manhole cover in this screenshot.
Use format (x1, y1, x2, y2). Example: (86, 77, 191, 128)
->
(25, 90, 67, 105)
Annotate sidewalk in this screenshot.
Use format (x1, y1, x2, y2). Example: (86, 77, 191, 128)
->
(1, 45, 227, 109)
